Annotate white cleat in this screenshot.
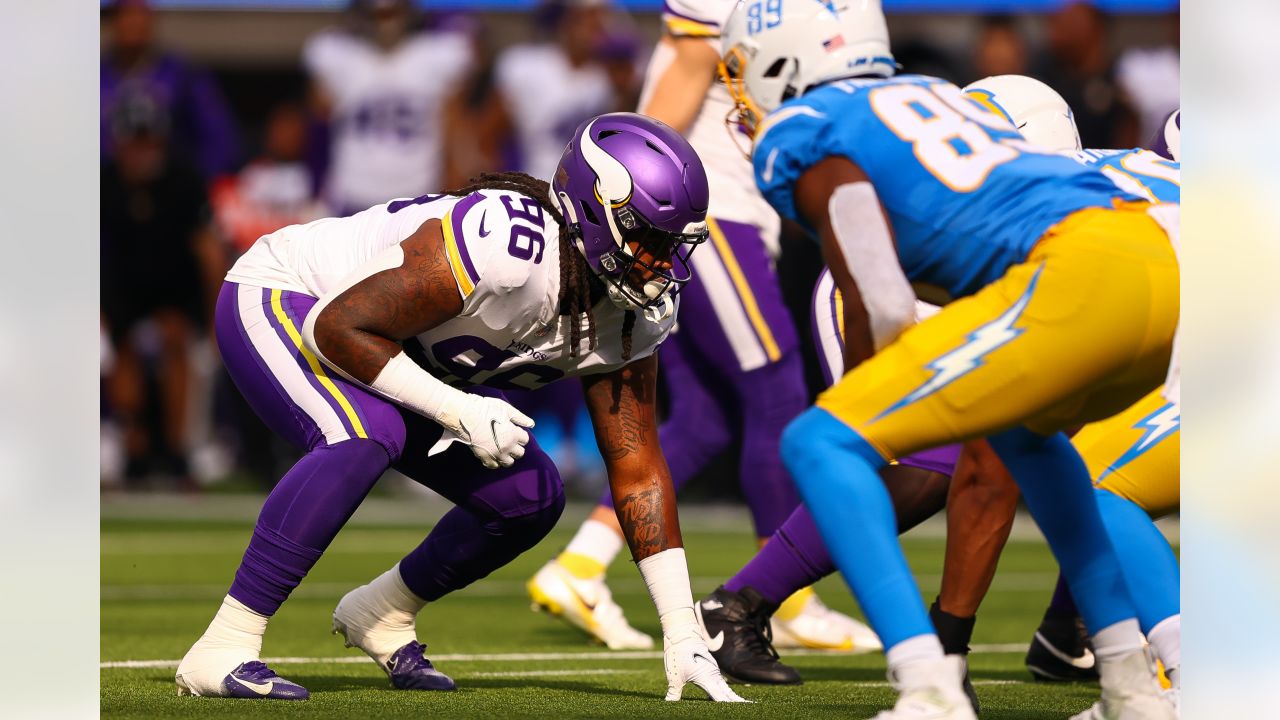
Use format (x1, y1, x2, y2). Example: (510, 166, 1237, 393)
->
(1069, 649, 1176, 720)
(332, 581, 419, 669)
(527, 560, 655, 650)
(772, 589, 883, 652)
(872, 655, 977, 720)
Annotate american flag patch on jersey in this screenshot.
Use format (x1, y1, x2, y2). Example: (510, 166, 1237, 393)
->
(823, 35, 845, 52)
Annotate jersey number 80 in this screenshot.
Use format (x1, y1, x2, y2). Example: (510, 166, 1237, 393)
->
(869, 83, 1024, 192)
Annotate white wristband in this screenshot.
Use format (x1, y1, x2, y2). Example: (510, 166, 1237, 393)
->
(636, 548, 699, 640)
(367, 352, 467, 433)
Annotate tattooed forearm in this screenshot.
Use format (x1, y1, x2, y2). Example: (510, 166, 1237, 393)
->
(615, 480, 681, 560)
(597, 392, 650, 461)
(314, 220, 463, 384)
(583, 355, 658, 462)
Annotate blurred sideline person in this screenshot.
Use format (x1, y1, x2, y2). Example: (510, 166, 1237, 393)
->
(101, 0, 240, 180)
(971, 14, 1029, 81)
(211, 103, 326, 258)
(719, 1, 1177, 717)
(101, 92, 225, 487)
(481, 0, 626, 182)
(963, 75, 1181, 702)
(305, 0, 474, 214)
(175, 114, 745, 703)
(527, 0, 877, 655)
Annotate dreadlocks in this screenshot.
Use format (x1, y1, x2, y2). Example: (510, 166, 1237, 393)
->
(444, 172, 638, 361)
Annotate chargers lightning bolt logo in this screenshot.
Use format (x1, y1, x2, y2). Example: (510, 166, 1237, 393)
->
(1095, 401, 1180, 484)
(875, 264, 1044, 421)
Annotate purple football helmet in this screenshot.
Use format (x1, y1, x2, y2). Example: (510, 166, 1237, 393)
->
(551, 112, 709, 319)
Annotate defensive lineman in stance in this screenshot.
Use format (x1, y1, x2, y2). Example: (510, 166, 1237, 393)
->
(175, 113, 743, 702)
(720, 2, 1177, 718)
(529, 0, 876, 653)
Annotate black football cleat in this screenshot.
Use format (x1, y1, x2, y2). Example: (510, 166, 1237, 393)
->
(1025, 612, 1100, 683)
(695, 586, 802, 685)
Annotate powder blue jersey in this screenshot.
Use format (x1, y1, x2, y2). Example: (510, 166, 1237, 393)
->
(1076, 148, 1180, 204)
(753, 75, 1140, 298)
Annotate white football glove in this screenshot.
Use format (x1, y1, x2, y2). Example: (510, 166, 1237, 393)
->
(663, 632, 748, 702)
(430, 393, 534, 469)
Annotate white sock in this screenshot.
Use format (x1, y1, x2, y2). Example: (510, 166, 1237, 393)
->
(197, 595, 269, 656)
(885, 633, 945, 673)
(1091, 618, 1145, 662)
(1147, 614, 1181, 686)
(370, 564, 429, 618)
(563, 518, 625, 569)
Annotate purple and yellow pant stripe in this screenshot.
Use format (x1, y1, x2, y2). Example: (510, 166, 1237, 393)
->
(679, 217, 797, 373)
(215, 282, 405, 456)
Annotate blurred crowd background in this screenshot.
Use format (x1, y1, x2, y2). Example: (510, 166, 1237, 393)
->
(99, 0, 1179, 498)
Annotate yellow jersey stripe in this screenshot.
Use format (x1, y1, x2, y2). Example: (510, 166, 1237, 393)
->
(833, 285, 846, 343)
(664, 17, 719, 38)
(441, 208, 476, 298)
(707, 219, 782, 362)
(269, 289, 369, 439)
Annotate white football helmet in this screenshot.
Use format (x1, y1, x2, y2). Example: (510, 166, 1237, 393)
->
(719, 0, 895, 136)
(962, 75, 1082, 153)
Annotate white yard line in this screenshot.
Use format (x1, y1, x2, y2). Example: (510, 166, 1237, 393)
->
(101, 644, 1028, 670)
(101, 574, 1060, 601)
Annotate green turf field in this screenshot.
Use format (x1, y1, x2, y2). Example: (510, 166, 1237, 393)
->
(102, 499, 1130, 719)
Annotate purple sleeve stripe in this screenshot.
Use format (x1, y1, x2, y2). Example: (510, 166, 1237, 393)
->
(450, 192, 486, 287)
(661, 1, 721, 28)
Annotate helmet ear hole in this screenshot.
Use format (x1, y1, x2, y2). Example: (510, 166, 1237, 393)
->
(763, 58, 788, 78)
(578, 200, 600, 226)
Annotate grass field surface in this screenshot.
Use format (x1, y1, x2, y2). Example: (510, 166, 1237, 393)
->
(102, 497, 1166, 719)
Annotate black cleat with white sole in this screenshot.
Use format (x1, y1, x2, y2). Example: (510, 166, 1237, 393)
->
(1025, 612, 1100, 683)
(695, 586, 801, 685)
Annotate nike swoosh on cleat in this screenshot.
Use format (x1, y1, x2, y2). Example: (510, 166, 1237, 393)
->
(1033, 631, 1097, 669)
(478, 212, 491, 237)
(705, 631, 725, 652)
(232, 677, 274, 696)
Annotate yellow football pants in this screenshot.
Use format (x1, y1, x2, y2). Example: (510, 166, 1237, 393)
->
(817, 203, 1179, 462)
(1074, 387, 1180, 517)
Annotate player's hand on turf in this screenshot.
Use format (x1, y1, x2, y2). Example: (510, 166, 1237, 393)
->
(663, 632, 749, 702)
(448, 394, 535, 468)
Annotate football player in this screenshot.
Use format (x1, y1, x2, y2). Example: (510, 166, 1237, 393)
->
(527, 0, 876, 653)
(963, 75, 1181, 698)
(305, 0, 474, 214)
(174, 114, 744, 703)
(720, 1, 1177, 718)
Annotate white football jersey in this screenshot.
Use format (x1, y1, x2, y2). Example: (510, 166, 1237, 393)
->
(226, 190, 673, 390)
(495, 44, 615, 182)
(305, 30, 473, 212)
(637, 0, 780, 256)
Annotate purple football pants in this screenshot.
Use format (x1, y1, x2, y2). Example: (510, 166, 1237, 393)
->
(214, 282, 565, 616)
(597, 218, 807, 537)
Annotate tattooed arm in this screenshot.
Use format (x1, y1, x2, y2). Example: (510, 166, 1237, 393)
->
(582, 354, 682, 561)
(310, 219, 463, 384)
